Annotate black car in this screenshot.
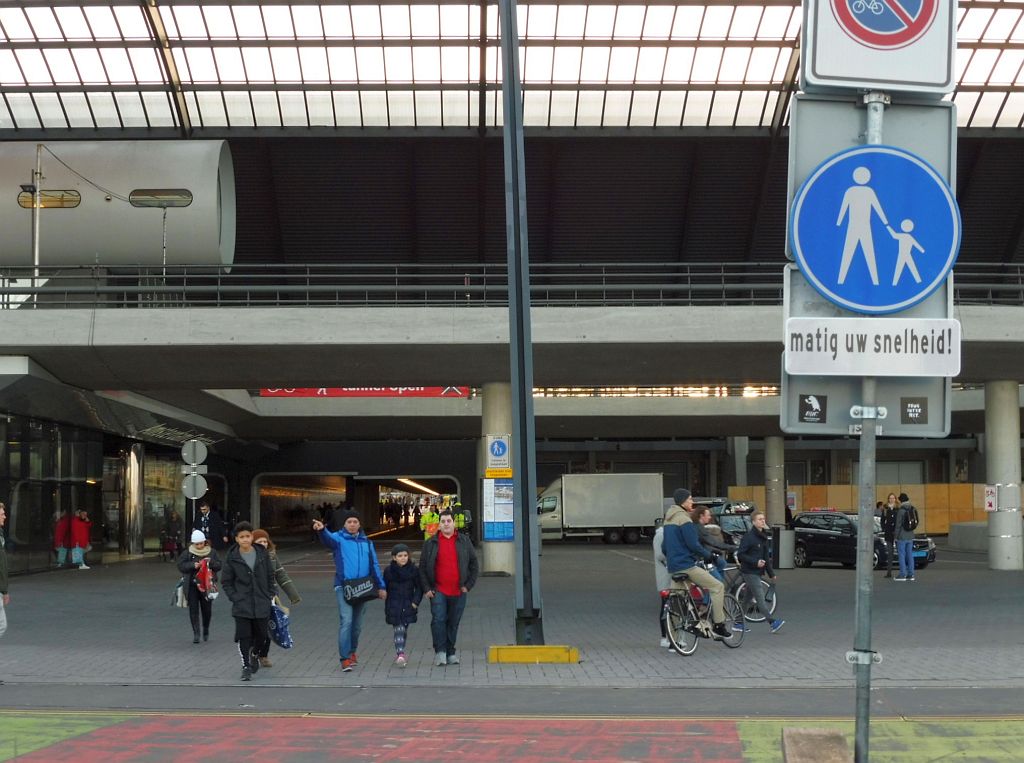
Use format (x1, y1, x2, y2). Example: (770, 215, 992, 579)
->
(791, 511, 937, 569)
(716, 513, 754, 547)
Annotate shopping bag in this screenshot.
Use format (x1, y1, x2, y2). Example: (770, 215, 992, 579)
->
(172, 577, 187, 608)
(268, 601, 294, 649)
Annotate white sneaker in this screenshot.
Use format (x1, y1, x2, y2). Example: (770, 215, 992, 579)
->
(660, 637, 671, 648)
(78, 564, 90, 570)
(447, 653, 460, 665)
(434, 651, 447, 666)
(395, 652, 407, 667)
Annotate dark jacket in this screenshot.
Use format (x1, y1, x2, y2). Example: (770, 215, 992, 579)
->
(383, 560, 423, 625)
(419, 532, 479, 592)
(269, 549, 301, 604)
(176, 548, 223, 594)
(220, 545, 276, 619)
(193, 510, 229, 551)
(699, 523, 736, 555)
(737, 526, 775, 577)
(881, 505, 899, 541)
(0, 531, 8, 596)
(663, 516, 713, 573)
(895, 501, 917, 542)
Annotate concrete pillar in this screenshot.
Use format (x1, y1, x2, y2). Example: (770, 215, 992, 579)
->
(708, 448, 719, 497)
(124, 443, 144, 556)
(480, 382, 515, 574)
(764, 436, 786, 526)
(727, 436, 749, 488)
(984, 381, 1023, 570)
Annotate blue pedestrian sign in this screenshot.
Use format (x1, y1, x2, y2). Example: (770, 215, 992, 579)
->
(789, 145, 960, 315)
(489, 439, 507, 458)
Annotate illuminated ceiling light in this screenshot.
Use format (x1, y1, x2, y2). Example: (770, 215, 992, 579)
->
(397, 478, 439, 496)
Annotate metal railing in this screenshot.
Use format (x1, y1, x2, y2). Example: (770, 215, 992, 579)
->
(0, 261, 1021, 309)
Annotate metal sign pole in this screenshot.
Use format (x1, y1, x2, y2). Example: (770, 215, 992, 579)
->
(851, 91, 887, 763)
(497, 0, 543, 645)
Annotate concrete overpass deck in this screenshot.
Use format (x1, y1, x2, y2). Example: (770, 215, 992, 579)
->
(0, 305, 1021, 442)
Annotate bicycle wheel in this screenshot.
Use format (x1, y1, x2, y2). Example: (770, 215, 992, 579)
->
(664, 595, 699, 656)
(720, 594, 745, 648)
(735, 579, 777, 623)
(734, 581, 764, 623)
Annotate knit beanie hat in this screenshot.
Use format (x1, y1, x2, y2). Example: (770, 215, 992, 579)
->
(341, 510, 360, 524)
(190, 529, 206, 543)
(391, 543, 410, 556)
(252, 529, 273, 549)
(673, 488, 692, 505)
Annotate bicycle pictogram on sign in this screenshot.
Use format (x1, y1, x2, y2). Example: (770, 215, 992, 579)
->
(831, 0, 938, 50)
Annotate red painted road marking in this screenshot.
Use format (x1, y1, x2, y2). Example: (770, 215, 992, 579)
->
(13, 716, 744, 762)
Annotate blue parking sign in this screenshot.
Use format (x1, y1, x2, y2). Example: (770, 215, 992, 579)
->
(789, 145, 960, 314)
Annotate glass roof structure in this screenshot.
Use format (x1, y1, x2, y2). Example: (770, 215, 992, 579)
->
(1, 1, 1023, 135)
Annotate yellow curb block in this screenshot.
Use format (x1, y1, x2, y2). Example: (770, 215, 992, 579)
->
(487, 645, 580, 664)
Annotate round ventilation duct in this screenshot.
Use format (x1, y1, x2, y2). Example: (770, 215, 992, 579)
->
(0, 140, 235, 266)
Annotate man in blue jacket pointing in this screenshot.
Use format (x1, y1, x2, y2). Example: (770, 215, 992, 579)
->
(662, 489, 731, 640)
(313, 511, 386, 672)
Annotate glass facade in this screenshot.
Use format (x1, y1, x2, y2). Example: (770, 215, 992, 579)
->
(0, 413, 103, 575)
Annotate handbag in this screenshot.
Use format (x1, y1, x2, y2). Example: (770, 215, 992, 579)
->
(172, 577, 187, 608)
(342, 575, 377, 603)
(342, 542, 379, 603)
(268, 601, 294, 649)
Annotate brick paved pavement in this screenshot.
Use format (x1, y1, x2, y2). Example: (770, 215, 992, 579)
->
(0, 540, 1021, 689)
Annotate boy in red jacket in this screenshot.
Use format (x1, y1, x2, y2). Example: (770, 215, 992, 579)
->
(70, 509, 92, 570)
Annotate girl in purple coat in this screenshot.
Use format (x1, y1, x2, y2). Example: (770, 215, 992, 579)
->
(383, 544, 423, 667)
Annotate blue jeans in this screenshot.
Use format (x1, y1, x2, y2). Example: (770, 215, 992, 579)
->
(334, 586, 368, 660)
(430, 592, 467, 656)
(897, 540, 915, 579)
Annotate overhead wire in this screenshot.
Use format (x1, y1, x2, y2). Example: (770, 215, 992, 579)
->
(41, 145, 131, 203)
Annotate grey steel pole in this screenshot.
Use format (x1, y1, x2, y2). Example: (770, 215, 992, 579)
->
(852, 91, 888, 763)
(497, 0, 544, 644)
(32, 143, 42, 306)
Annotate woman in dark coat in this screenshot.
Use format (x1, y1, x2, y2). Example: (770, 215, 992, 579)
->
(382, 543, 423, 668)
(220, 522, 276, 681)
(177, 529, 223, 644)
(252, 529, 301, 668)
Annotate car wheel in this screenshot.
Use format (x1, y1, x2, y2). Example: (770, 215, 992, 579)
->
(623, 528, 641, 545)
(793, 544, 811, 568)
(872, 551, 880, 569)
(604, 529, 622, 544)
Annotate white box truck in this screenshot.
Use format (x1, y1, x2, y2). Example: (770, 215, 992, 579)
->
(537, 473, 664, 544)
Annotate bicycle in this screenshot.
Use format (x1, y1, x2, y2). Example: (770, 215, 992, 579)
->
(722, 564, 778, 623)
(661, 571, 745, 655)
(852, 0, 884, 15)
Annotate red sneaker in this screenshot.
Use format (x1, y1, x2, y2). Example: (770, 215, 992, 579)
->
(349, 652, 358, 665)
(341, 658, 355, 672)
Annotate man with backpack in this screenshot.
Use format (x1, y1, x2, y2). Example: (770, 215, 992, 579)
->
(894, 492, 919, 582)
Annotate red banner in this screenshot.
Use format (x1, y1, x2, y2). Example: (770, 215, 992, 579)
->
(260, 387, 470, 398)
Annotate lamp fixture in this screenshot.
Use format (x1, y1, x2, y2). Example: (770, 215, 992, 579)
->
(397, 478, 439, 496)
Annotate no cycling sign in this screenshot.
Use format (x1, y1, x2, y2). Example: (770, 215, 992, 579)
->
(801, 0, 954, 95)
(831, 0, 939, 50)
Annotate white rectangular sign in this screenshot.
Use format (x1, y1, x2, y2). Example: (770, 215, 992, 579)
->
(984, 485, 997, 512)
(801, 0, 955, 96)
(785, 317, 960, 376)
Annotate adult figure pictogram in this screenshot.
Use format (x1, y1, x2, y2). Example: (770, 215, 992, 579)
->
(836, 166, 890, 286)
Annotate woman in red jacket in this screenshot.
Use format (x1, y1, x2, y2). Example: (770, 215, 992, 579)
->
(53, 510, 72, 567)
(70, 509, 92, 570)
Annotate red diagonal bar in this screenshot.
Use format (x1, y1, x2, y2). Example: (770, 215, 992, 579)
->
(883, 0, 917, 29)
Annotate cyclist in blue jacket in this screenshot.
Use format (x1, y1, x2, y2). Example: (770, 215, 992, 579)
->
(662, 489, 731, 640)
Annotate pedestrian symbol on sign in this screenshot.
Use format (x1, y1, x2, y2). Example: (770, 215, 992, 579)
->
(790, 144, 960, 315)
(490, 440, 507, 458)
